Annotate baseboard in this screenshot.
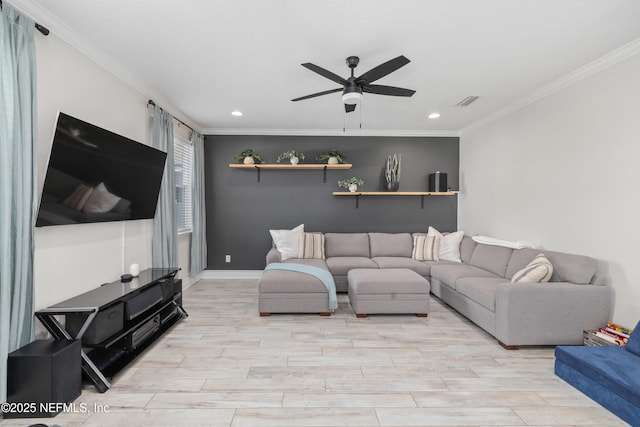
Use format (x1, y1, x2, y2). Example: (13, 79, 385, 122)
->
(200, 270, 262, 279)
(181, 271, 203, 290)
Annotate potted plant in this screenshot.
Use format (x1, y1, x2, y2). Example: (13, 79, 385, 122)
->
(338, 177, 364, 192)
(234, 149, 264, 165)
(385, 153, 401, 191)
(316, 150, 347, 165)
(277, 150, 305, 165)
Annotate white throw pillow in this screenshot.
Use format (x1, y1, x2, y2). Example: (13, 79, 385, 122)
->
(269, 224, 304, 260)
(511, 253, 553, 283)
(82, 182, 122, 213)
(427, 226, 464, 262)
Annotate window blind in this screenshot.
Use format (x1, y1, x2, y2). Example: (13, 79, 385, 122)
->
(174, 138, 193, 232)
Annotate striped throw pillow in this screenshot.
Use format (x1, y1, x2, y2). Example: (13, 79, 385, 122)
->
(511, 253, 553, 283)
(412, 235, 440, 261)
(299, 232, 325, 259)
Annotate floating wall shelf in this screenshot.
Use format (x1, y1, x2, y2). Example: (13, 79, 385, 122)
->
(229, 163, 352, 182)
(333, 191, 457, 208)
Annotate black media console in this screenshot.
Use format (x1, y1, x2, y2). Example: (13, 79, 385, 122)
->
(35, 268, 187, 392)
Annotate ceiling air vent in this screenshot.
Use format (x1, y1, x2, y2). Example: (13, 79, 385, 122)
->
(456, 96, 479, 107)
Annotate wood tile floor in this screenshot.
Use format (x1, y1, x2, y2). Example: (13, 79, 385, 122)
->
(1, 279, 629, 426)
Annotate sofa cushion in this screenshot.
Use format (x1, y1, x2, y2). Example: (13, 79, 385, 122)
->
(369, 233, 413, 257)
(427, 227, 464, 262)
(371, 257, 430, 277)
(412, 234, 440, 261)
(511, 253, 553, 283)
(429, 264, 499, 290)
(468, 244, 514, 278)
(325, 233, 370, 257)
(299, 232, 325, 259)
(555, 345, 640, 407)
(348, 268, 429, 294)
(626, 321, 640, 357)
(506, 248, 597, 284)
(455, 277, 509, 312)
(422, 259, 461, 273)
(269, 224, 304, 260)
(459, 235, 477, 264)
(285, 258, 329, 270)
(259, 268, 328, 293)
(326, 257, 378, 276)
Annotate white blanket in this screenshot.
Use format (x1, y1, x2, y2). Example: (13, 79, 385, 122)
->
(471, 235, 535, 249)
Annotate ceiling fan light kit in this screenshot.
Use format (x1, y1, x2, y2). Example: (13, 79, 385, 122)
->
(342, 91, 362, 105)
(292, 55, 416, 114)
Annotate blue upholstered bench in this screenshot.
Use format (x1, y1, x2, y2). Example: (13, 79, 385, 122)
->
(555, 321, 640, 426)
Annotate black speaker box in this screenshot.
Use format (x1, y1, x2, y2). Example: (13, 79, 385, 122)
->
(428, 172, 448, 192)
(5, 339, 81, 418)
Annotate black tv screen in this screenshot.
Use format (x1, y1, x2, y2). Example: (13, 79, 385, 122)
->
(36, 112, 167, 227)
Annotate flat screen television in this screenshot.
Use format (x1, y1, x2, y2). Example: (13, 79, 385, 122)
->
(36, 112, 167, 227)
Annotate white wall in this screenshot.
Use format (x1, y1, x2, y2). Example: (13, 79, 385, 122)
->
(459, 53, 640, 327)
(33, 34, 192, 314)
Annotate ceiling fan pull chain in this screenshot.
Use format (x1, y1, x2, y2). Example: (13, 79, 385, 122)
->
(343, 109, 346, 133)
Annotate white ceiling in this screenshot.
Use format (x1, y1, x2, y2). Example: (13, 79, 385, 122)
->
(12, 0, 640, 135)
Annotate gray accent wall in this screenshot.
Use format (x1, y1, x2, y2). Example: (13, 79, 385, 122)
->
(205, 135, 459, 270)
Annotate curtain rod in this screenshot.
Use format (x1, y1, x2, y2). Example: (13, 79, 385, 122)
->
(0, 0, 49, 35)
(148, 100, 194, 133)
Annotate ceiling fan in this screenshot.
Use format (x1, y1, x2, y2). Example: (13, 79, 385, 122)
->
(291, 55, 416, 113)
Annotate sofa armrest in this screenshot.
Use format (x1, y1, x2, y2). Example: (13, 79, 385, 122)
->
(495, 282, 614, 346)
(266, 247, 282, 265)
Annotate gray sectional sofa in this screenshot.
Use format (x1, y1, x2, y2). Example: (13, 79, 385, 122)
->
(264, 232, 614, 348)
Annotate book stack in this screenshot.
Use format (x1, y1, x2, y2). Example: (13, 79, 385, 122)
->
(583, 322, 633, 346)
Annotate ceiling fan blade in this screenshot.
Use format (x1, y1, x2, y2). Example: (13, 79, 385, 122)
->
(345, 103, 357, 113)
(301, 63, 349, 85)
(363, 84, 416, 97)
(291, 88, 343, 102)
(355, 55, 410, 85)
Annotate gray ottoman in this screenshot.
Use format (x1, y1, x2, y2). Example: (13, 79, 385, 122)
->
(258, 268, 331, 316)
(348, 268, 430, 318)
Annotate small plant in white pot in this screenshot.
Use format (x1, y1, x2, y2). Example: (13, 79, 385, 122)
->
(316, 150, 347, 165)
(338, 177, 364, 192)
(277, 150, 305, 165)
(234, 149, 264, 165)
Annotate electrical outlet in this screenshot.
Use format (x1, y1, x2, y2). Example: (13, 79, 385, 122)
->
(225, 254, 231, 263)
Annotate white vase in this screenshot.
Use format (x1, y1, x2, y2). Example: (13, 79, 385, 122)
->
(290, 156, 299, 165)
(348, 184, 358, 192)
(243, 156, 255, 165)
(327, 156, 339, 165)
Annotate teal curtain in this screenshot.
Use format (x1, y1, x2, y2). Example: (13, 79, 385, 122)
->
(0, 3, 37, 403)
(151, 105, 177, 268)
(190, 130, 207, 274)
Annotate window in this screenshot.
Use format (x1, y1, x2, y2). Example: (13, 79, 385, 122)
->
(174, 137, 193, 233)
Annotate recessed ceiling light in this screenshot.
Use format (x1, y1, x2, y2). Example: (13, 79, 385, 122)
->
(428, 112, 440, 119)
(231, 110, 243, 117)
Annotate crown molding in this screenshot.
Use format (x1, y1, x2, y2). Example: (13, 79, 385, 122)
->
(460, 37, 640, 135)
(11, 0, 637, 139)
(8, 0, 202, 132)
(203, 127, 460, 138)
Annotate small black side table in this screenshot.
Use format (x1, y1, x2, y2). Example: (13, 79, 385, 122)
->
(4, 339, 81, 418)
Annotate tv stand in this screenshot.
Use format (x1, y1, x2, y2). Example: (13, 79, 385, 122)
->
(35, 268, 187, 392)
